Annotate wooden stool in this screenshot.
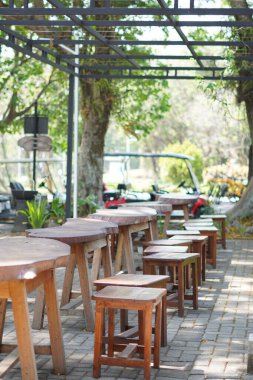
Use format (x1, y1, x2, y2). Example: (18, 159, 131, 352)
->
(201, 214, 227, 249)
(166, 230, 200, 237)
(185, 226, 218, 268)
(92, 286, 166, 380)
(143, 252, 199, 317)
(94, 274, 169, 346)
(169, 235, 208, 283)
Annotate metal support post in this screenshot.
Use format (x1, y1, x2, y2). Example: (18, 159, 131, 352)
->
(65, 74, 74, 218)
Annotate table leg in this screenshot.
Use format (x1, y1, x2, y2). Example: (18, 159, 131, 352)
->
(183, 205, 189, 221)
(209, 233, 217, 269)
(101, 245, 113, 277)
(44, 269, 65, 375)
(149, 220, 158, 240)
(91, 249, 103, 285)
(61, 252, 77, 307)
(163, 212, 171, 237)
(114, 233, 124, 273)
(32, 285, 45, 330)
(9, 281, 38, 380)
(74, 243, 94, 331)
(122, 226, 136, 274)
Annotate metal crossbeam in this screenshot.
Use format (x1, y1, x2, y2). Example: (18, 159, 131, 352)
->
(1, 19, 252, 27)
(0, 27, 77, 75)
(80, 65, 226, 71)
(46, 0, 140, 69)
(81, 74, 253, 80)
(1, 7, 253, 16)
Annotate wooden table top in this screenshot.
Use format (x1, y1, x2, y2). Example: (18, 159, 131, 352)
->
(119, 202, 172, 213)
(0, 237, 70, 281)
(158, 193, 198, 205)
(27, 226, 106, 244)
(143, 239, 191, 247)
(89, 208, 157, 226)
(64, 218, 119, 234)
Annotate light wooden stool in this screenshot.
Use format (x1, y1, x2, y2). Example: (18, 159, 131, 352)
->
(143, 252, 199, 317)
(93, 274, 169, 346)
(92, 286, 166, 380)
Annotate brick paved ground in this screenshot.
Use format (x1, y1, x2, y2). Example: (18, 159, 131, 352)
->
(2, 238, 253, 380)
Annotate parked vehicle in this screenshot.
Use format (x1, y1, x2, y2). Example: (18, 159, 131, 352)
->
(103, 152, 207, 217)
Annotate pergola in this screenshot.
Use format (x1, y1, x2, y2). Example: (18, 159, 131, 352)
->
(1, 0, 253, 216)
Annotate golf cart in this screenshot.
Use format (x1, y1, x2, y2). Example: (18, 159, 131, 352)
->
(103, 152, 207, 217)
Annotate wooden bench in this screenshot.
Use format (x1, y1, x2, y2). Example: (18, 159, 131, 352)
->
(143, 252, 199, 317)
(92, 286, 166, 380)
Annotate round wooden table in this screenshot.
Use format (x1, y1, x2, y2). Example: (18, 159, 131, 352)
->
(28, 226, 108, 331)
(0, 237, 70, 380)
(119, 202, 172, 237)
(158, 193, 199, 221)
(89, 208, 157, 274)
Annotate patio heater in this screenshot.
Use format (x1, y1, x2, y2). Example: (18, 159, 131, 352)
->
(18, 102, 52, 190)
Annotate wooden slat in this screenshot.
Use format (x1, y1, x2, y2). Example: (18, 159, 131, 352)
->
(0, 348, 19, 377)
(118, 343, 138, 359)
(117, 327, 139, 339)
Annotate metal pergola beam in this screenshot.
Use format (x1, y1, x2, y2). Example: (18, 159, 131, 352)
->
(81, 74, 253, 80)
(1, 7, 253, 16)
(1, 20, 252, 27)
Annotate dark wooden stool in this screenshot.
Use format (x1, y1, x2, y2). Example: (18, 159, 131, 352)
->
(94, 274, 169, 346)
(201, 214, 227, 249)
(92, 286, 166, 380)
(143, 252, 199, 317)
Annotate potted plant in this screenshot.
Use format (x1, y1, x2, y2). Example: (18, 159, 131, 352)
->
(19, 198, 49, 229)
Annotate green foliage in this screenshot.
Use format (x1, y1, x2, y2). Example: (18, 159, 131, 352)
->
(78, 195, 99, 217)
(19, 199, 49, 228)
(113, 79, 170, 137)
(159, 141, 204, 185)
(49, 197, 65, 225)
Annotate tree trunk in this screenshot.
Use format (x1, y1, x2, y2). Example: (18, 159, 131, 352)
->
(227, 176, 253, 219)
(78, 78, 114, 205)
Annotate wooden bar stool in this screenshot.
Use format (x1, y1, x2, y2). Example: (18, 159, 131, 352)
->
(201, 214, 227, 249)
(93, 274, 169, 346)
(143, 252, 199, 317)
(92, 286, 166, 380)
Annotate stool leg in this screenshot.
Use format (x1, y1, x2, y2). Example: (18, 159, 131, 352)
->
(154, 301, 162, 369)
(202, 243, 206, 282)
(108, 308, 115, 357)
(9, 281, 38, 380)
(161, 293, 167, 347)
(192, 261, 198, 310)
(222, 220, 226, 249)
(178, 263, 185, 317)
(143, 305, 152, 380)
(44, 269, 66, 375)
(0, 299, 7, 344)
(93, 303, 104, 378)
